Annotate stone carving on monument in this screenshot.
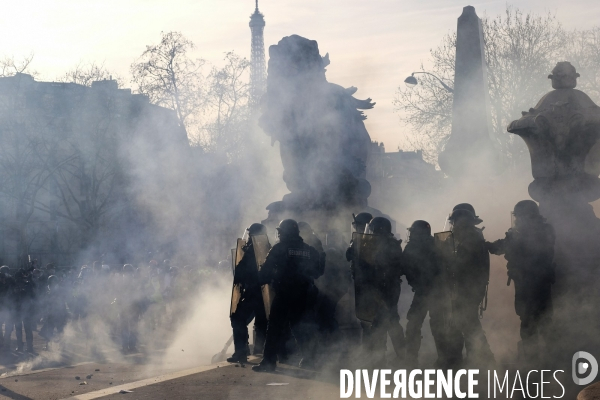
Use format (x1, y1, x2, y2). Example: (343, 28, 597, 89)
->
(259, 35, 389, 233)
(508, 62, 600, 203)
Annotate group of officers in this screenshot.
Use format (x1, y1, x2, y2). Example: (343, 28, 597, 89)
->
(228, 200, 556, 372)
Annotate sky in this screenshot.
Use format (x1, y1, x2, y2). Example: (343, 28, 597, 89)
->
(0, 0, 599, 150)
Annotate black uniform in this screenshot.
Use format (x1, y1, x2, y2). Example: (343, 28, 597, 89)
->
(258, 237, 323, 367)
(0, 273, 14, 347)
(8, 270, 37, 352)
(403, 235, 447, 365)
(447, 225, 495, 366)
(488, 219, 555, 359)
(348, 234, 405, 364)
(230, 240, 268, 358)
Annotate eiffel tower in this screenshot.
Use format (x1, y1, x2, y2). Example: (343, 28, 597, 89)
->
(249, 0, 266, 108)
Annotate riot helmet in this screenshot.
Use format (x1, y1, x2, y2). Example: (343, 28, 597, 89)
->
(408, 220, 431, 241)
(365, 217, 393, 236)
(242, 223, 267, 240)
(47, 275, 58, 289)
(276, 219, 300, 239)
(512, 200, 541, 228)
(352, 212, 373, 233)
(448, 208, 477, 230)
(298, 221, 314, 239)
(513, 200, 540, 217)
(445, 203, 483, 230)
(0, 265, 10, 277)
(122, 264, 135, 275)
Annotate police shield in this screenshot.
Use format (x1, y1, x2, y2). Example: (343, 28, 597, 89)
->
(251, 234, 275, 319)
(229, 238, 246, 316)
(434, 231, 455, 258)
(352, 232, 386, 323)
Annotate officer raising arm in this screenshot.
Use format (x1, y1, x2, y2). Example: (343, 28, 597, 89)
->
(486, 200, 555, 365)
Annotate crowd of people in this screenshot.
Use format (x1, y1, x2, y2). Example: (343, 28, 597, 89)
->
(227, 200, 556, 373)
(0, 259, 206, 354)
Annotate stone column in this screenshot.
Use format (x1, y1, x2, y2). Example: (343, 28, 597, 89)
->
(439, 5, 496, 177)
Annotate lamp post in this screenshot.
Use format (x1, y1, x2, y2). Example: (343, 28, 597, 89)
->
(404, 72, 454, 93)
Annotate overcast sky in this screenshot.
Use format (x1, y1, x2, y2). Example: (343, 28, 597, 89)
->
(0, 0, 598, 150)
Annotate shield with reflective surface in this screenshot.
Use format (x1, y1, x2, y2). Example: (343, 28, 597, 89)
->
(352, 232, 387, 323)
(229, 238, 246, 316)
(252, 234, 275, 319)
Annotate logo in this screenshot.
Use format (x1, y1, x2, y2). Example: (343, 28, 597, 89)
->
(572, 351, 598, 385)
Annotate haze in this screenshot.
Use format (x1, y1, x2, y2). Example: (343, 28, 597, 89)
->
(1, 0, 598, 148)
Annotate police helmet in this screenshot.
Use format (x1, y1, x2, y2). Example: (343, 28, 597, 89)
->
(366, 217, 392, 235)
(123, 264, 135, 274)
(276, 219, 300, 238)
(247, 223, 267, 236)
(452, 203, 483, 224)
(448, 208, 477, 225)
(47, 275, 57, 286)
(0, 265, 9, 277)
(513, 200, 540, 217)
(408, 220, 431, 237)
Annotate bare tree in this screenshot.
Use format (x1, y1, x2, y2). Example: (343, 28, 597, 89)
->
(130, 31, 205, 133)
(57, 61, 123, 87)
(566, 27, 600, 101)
(197, 52, 251, 160)
(0, 54, 37, 78)
(394, 6, 569, 169)
(0, 87, 69, 267)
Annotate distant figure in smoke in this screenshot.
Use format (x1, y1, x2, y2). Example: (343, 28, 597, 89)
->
(253, 219, 324, 372)
(228, 223, 268, 364)
(259, 35, 375, 212)
(403, 220, 448, 367)
(7, 268, 37, 353)
(119, 264, 140, 353)
(348, 216, 405, 367)
(346, 212, 373, 278)
(487, 200, 556, 365)
(443, 208, 495, 367)
(40, 275, 69, 350)
(0, 266, 14, 349)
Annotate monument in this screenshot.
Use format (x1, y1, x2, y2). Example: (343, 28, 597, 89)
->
(438, 6, 496, 177)
(258, 35, 386, 235)
(507, 61, 600, 362)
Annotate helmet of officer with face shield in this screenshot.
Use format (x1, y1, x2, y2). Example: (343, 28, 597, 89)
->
(444, 203, 483, 231)
(351, 212, 373, 234)
(511, 200, 542, 229)
(364, 217, 393, 236)
(242, 223, 268, 243)
(407, 220, 432, 242)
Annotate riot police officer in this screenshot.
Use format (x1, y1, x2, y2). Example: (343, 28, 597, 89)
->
(228, 223, 269, 363)
(403, 220, 447, 367)
(253, 219, 324, 372)
(349, 217, 405, 367)
(487, 200, 555, 364)
(446, 208, 495, 367)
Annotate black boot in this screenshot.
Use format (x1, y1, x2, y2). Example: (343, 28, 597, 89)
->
(252, 360, 275, 372)
(227, 352, 247, 363)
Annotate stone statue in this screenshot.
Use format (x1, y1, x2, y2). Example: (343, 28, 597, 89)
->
(508, 62, 600, 378)
(259, 35, 374, 214)
(507, 62, 600, 201)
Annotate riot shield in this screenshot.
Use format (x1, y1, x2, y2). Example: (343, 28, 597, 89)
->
(230, 248, 236, 276)
(434, 231, 457, 331)
(229, 238, 246, 316)
(251, 234, 275, 319)
(352, 232, 386, 323)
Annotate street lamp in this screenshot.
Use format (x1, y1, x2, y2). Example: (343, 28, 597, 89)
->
(404, 72, 454, 93)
